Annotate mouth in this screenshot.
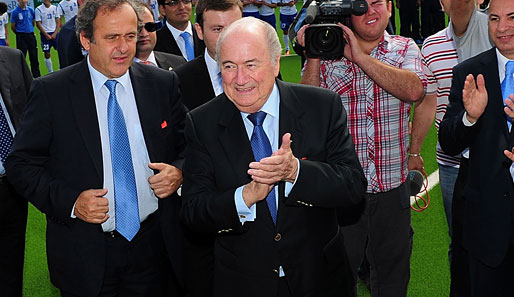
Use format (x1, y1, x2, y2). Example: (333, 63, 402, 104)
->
(113, 55, 128, 63)
(366, 18, 378, 25)
(235, 86, 255, 94)
(498, 34, 514, 41)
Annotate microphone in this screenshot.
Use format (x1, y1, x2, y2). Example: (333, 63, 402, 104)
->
(304, 2, 318, 24)
(408, 170, 424, 196)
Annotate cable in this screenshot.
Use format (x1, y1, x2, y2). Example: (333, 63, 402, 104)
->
(411, 170, 430, 212)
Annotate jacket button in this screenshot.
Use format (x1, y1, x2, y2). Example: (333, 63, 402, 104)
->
(274, 233, 282, 242)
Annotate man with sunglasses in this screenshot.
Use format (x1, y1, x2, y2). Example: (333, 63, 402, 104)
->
(135, 2, 186, 70)
(155, 0, 205, 61)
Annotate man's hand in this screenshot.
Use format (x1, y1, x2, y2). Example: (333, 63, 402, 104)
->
(148, 163, 183, 198)
(505, 147, 514, 162)
(339, 23, 367, 65)
(463, 74, 488, 124)
(504, 94, 514, 122)
(296, 24, 308, 47)
(408, 155, 425, 175)
(242, 180, 274, 208)
(74, 189, 109, 224)
(248, 133, 298, 184)
(51, 31, 58, 39)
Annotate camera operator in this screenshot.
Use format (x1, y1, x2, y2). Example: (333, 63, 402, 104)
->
(297, 0, 428, 296)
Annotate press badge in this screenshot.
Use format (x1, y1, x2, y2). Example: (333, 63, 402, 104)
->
(18, 13, 23, 20)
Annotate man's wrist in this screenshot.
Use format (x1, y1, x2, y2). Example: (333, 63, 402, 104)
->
(408, 152, 421, 157)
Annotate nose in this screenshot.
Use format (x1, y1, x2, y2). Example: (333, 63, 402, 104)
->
(497, 17, 509, 33)
(116, 36, 131, 53)
(234, 66, 249, 86)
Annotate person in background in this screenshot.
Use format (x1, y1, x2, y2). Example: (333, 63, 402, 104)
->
(57, 0, 78, 24)
(277, 0, 297, 55)
(258, 0, 277, 30)
(36, 0, 61, 73)
(0, 2, 9, 47)
(11, 0, 41, 77)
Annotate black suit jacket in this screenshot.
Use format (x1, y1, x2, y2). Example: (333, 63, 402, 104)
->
(181, 80, 366, 297)
(57, 15, 84, 69)
(154, 50, 187, 71)
(5, 60, 187, 296)
(154, 22, 205, 58)
(174, 55, 215, 111)
(439, 47, 514, 267)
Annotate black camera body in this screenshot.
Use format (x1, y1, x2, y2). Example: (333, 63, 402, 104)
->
(304, 0, 368, 59)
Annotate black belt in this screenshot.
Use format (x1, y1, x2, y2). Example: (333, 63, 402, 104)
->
(104, 211, 157, 239)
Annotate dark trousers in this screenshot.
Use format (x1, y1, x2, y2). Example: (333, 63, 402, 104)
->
(342, 183, 412, 297)
(420, 0, 445, 39)
(398, 0, 421, 41)
(60, 213, 169, 297)
(0, 176, 28, 297)
(278, 277, 292, 297)
(15, 33, 40, 78)
(450, 158, 470, 297)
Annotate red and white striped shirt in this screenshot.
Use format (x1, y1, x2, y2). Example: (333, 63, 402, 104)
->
(320, 33, 428, 193)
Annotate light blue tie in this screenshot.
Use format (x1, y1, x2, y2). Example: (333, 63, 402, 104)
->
(105, 80, 140, 241)
(0, 104, 13, 164)
(502, 61, 514, 130)
(248, 111, 277, 225)
(217, 71, 223, 93)
(180, 31, 195, 61)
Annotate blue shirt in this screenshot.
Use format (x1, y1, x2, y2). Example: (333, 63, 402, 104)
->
(11, 5, 35, 33)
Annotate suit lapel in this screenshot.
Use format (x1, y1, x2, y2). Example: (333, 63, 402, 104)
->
(484, 48, 509, 139)
(130, 63, 164, 163)
(70, 60, 103, 181)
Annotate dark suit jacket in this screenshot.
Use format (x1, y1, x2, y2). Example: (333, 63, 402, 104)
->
(154, 22, 205, 58)
(56, 15, 84, 69)
(439, 47, 514, 268)
(154, 50, 187, 71)
(5, 60, 187, 296)
(174, 55, 214, 111)
(181, 80, 366, 297)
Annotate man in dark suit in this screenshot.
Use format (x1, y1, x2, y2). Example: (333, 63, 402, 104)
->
(439, 0, 514, 295)
(57, 15, 84, 68)
(134, 1, 186, 70)
(5, 0, 186, 296)
(154, 0, 204, 61)
(181, 17, 366, 297)
(174, 0, 242, 110)
(0, 47, 32, 297)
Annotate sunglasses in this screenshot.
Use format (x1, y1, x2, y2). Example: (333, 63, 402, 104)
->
(163, 0, 192, 7)
(143, 21, 163, 32)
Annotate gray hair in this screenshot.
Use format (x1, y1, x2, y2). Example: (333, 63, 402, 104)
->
(215, 17, 282, 67)
(76, 0, 142, 43)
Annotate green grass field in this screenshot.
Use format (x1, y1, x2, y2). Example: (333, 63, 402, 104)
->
(6, 3, 452, 296)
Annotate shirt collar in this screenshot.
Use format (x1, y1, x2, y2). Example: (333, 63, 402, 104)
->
(240, 83, 280, 120)
(204, 48, 220, 76)
(87, 55, 131, 95)
(134, 51, 157, 66)
(497, 48, 513, 80)
(166, 21, 193, 41)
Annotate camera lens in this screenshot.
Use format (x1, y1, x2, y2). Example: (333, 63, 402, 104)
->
(312, 27, 339, 53)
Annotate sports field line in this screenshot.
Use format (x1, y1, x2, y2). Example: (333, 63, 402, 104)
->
(410, 169, 440, 206)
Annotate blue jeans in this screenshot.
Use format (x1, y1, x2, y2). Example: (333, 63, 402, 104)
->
(438, 163, 459, 235)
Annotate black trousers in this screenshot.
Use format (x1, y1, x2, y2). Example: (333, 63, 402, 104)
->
(0, 176, 28, 297)
(398, 0, 421, 41)
(60, 213, 170, 297)
(15, 33, 40, 78)
(420, 0, 445, 39)
(342, 183, 412, 297)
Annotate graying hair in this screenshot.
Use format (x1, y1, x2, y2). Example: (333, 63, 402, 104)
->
(215, 17, 282, 67)
(75, 0, 142, 43)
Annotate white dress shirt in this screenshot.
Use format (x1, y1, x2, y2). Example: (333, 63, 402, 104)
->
(203, 48, 223, 96)
(166, 21, 194, 61)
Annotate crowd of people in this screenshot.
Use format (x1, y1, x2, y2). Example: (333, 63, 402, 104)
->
(1, 0, 514, 296)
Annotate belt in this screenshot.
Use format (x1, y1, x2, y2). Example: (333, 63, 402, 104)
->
(104, 211, 157, 239)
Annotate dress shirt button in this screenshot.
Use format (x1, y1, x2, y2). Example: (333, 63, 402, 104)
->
(239, 215, 246, 219)
(274, 233, 282, 242)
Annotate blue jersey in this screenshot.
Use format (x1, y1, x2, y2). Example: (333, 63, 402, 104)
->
(11, 6, 35, 33)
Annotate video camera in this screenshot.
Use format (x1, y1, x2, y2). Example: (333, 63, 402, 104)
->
(296, 0, 368, 59)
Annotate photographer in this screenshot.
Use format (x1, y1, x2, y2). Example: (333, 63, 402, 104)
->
(297, 0, 427, 296)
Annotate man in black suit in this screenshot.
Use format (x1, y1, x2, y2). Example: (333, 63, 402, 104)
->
(174, 0, 242, 110)
(181, 17, 366, 297)
(154, 0, 204, 61)
(439, 0, 514, 295)
(0, 47, 32, 297)
(57, 15, 84, 68)
(134, 1, 186, 70)
(5, 0, 186, 296)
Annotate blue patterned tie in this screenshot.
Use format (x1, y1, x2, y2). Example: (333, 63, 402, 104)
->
(248, 111, 277, 224)
(0, 105, 13, 164)
(105, 80, 140, 241)
(502, 61, 514, 129)
(180, 31, 195, 61)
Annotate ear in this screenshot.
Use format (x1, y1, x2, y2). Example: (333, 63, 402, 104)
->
(274, 56, 281, 77)
(79, 31, 91, 51)
(195, 22, 204, 41)
(159, 5, 166, 18)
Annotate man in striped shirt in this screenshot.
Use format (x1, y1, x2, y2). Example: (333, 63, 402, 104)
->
(299, 0, 427, 295)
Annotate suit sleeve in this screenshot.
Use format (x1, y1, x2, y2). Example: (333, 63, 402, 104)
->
(181, 113, 244, 233)
(285, 92, 367, 208)
(5, 79, 79, 223)
(438, 65, 478, 156)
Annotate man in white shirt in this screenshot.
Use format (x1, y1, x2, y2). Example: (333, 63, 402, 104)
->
(35, 0, 60, 73)
(57, 0, 78, 24)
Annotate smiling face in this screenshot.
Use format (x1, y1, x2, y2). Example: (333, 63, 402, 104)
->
(489, 0, 514, 59)
(80, 3, 138, 78)
(219, 27, 280, 114)
(350, 0, 391, 45)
